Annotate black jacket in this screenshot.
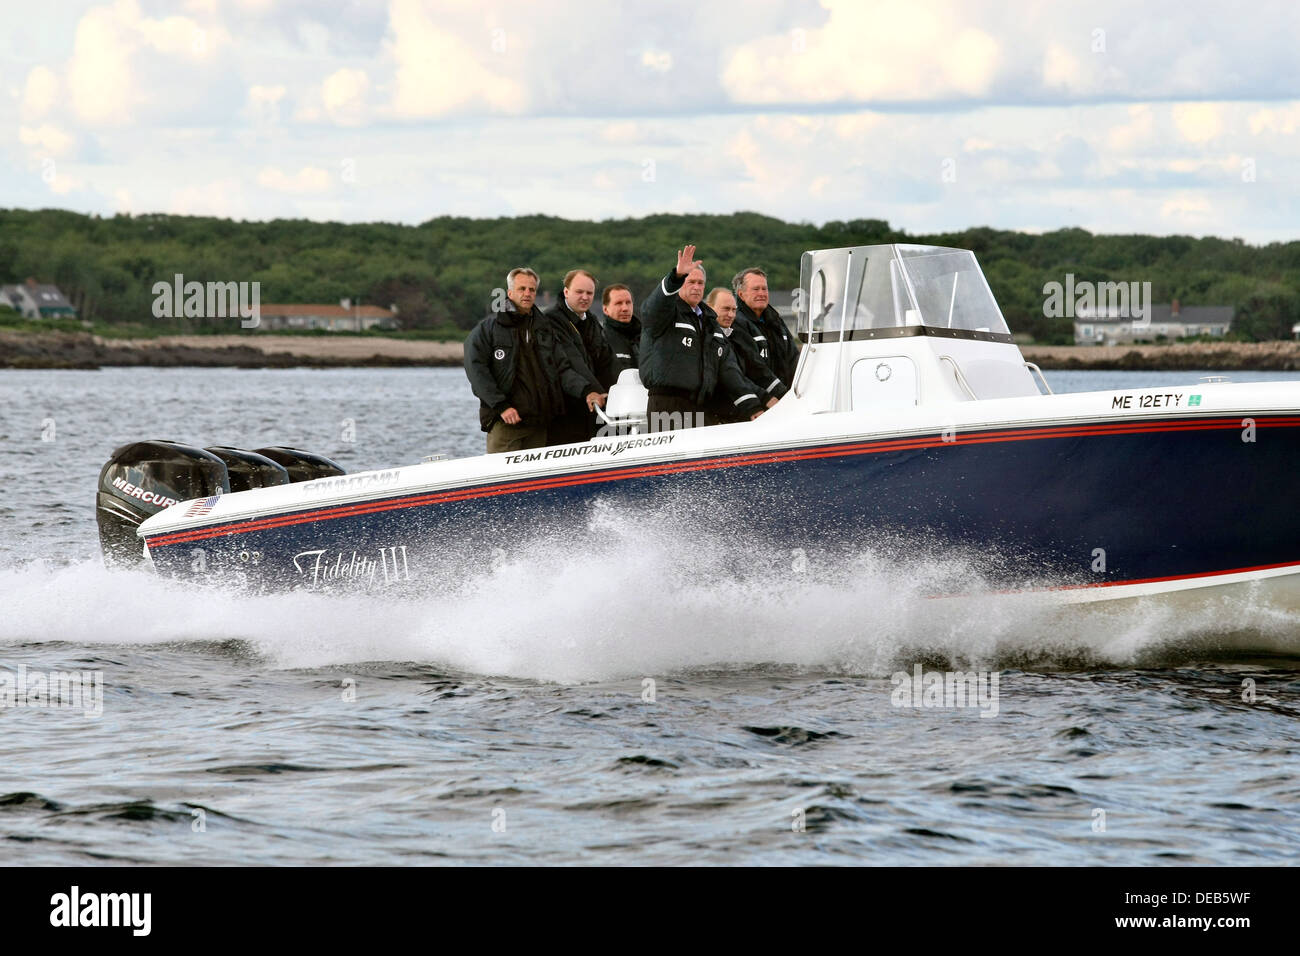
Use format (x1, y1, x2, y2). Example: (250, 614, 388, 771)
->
(736, 299, 800, 388)
(463, 303, 591, 431)
(545, 301, 616, 392)
(638, 271, 763, 416)
(601, 314, 641, 378)
(727, 317, 787, 400)
(709, 328, 768, 422)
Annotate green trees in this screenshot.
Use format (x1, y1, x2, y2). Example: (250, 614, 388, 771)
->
(1232, 283, 1300, 341)
(1, 207, 1297, 340)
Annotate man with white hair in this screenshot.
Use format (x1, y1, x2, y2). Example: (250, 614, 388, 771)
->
(464, 267, 604, 453)
(638, 245, 764, 432)
(734, 266, 800, 390)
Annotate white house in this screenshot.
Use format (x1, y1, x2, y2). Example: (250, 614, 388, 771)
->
(0, 279, 78, 319)
(257, 301, 398, 332)
(1074, 300, 1233, 345)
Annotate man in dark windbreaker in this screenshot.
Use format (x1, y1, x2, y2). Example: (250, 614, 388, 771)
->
(545, 269, 615, 445)
(599, 283, 640, 377)
(639, 245, 765, 432)
(706, 286, 784, 415)
(733, 267, 800, 390)
(464, 267, 605, 453)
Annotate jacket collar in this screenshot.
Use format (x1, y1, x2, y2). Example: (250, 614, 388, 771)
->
(602, 313, 641, 335)
(498, 299, 536, 326)
(557, 299, 589, 323)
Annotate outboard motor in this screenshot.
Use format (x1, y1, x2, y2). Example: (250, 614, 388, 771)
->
(253, 446, 346, 483)
(204, 446, 291, 492)
(97, 440, 230, 566)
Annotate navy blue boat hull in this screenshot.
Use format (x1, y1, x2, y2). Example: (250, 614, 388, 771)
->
(142, 415, 1300, 594)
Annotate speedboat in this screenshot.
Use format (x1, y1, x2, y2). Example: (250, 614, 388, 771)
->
(100, 244, 1300, 608)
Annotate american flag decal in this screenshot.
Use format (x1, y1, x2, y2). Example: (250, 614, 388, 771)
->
(185, 495, 221, 518)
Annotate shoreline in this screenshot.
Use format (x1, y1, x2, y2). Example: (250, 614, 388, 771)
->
(1021, 341, 1300, 371)
(4, 331, 1300, 371)
(0, 332, 464, 369)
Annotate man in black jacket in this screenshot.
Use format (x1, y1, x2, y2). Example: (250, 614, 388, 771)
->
(464, 268, 605, 453)
(600, 283, 640, 377)
(545, 269, 614, 445)
(706, 286, 785, 413)
(639, 245, 765, 432)
(733, 267, 800, 389)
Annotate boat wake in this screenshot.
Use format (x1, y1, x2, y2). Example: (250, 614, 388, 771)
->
(3, 504, 1299, 682)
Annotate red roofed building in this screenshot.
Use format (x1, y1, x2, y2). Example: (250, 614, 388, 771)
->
(258, 300, 398, 332)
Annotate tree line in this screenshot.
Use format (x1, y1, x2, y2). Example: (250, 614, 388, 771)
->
(1, 207, 1297, 343)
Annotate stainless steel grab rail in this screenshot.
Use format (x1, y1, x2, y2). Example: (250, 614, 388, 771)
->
(1024, 361, 1054, 395)
(938, 354, 978, 400)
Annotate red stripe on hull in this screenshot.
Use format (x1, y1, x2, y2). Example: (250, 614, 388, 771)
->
(145, 415, 1300, 548)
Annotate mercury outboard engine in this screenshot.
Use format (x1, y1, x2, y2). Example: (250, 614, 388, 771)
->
(97, 440, 230, 566)
(97, 440, 347, 568)
(253, 446, 346, 483)
(204, 446, 291, 492)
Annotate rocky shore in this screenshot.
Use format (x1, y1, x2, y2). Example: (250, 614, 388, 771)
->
(4, 330, 1300, 372)
(0, 332, 464, 369)
(1021, 341, 1300, 371)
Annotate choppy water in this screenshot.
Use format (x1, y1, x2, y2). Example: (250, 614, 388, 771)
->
(1, 366, 1298, 864)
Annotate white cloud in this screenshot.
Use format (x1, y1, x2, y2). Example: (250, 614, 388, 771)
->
(1172, 102, 1224, 143)
(63, 0, 230, 126)
(137, 11, 214, 58)
(19, 124, 76, 157)
(21, 67, 60, 121)
(1248, 102, 1300, 135)
(68, 2, 137, 124)
(602, 121, 640, 143)
(641, 49, 673, 73)
(728, 129, 769, 184)
(6, 3, 1300, 243)
(257, 165, 333, 193)
(832, 114, 883, 140)
(246, 83, 287, 125)
(48, 172, 85, 196)
(250, 85, 285, 104)
(385, 0, 526, 118)
(1041, 43, 1084, 91)
(168, 177, 247, 217)
(723, 1, 1001, 104)
(1160, 193, 1213, 222)
(322, 68, 369, 126)
(1106, 105, 1155, 151)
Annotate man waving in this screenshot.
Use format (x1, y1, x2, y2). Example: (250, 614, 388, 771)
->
(638, 245, 765, 432)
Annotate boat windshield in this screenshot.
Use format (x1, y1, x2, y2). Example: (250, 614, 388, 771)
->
(798, 244, 1010, 338)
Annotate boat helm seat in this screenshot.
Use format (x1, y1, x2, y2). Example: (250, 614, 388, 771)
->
(598, 368, 649, 432)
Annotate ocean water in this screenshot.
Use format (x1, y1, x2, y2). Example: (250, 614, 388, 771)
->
(1, 365, 1298, 865)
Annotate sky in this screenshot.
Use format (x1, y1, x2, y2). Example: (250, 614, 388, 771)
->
(3, 0, 1299, 241)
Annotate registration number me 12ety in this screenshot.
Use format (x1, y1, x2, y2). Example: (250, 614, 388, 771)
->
(1112, 393, 1184, 409)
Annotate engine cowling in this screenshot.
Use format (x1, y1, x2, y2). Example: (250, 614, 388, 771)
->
(97, 442, 346, 567)
(204, 446, 291, 492)
(253, 446, 346, 483)
(97, 440, 229, 566)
